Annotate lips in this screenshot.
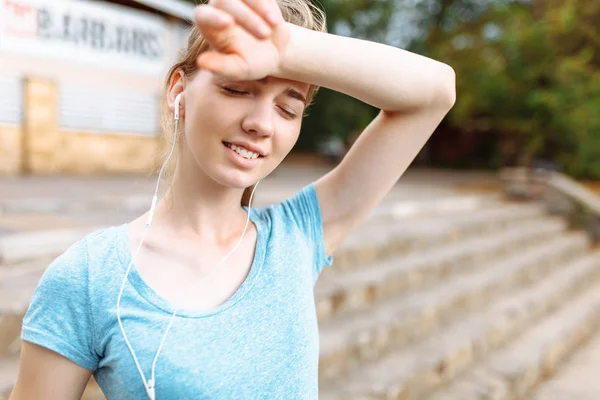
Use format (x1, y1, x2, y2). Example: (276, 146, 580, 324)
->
(223, 142, 265, 158)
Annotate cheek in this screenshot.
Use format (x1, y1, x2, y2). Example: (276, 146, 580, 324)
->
(184, 101, 226, 147)
(273, 128, 301, 159)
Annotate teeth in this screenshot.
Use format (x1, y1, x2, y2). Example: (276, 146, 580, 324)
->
(228, 143, 259, 160)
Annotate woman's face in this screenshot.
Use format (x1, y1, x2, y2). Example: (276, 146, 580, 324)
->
(180, 69, 310, 189)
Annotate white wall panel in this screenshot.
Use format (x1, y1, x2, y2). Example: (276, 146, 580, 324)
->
(0, 76, 23, 125)
(59, 85, 159, 136)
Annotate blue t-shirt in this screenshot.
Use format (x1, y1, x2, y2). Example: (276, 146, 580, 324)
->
(21, 183, 334, 399)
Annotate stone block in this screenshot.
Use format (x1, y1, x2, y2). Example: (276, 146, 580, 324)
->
(0, 126, 21, 175)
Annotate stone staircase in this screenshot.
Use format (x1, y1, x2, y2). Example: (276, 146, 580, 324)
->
(1, 193, 600, 399)
(316, 197, 600, 400)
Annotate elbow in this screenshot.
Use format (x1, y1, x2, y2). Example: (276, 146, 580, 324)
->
(382, 63, 456, 117)
(436, 64, 456, 110)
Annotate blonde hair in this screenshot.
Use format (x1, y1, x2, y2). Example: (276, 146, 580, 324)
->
(158, 0, 328, 207)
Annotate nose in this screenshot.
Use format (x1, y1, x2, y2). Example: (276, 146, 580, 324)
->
(241, 101, 275, 138)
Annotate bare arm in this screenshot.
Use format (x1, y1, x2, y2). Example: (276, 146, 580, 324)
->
(191, 1, 455, 257)
(275, 24, 456, 256)
(9, 341, 92, 400)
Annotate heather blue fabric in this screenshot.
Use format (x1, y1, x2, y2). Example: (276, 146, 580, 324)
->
(21, 182, 334, 399)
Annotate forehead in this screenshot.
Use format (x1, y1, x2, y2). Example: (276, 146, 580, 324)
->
(257, 76, 310, 94)
(205, 72, 309, 95)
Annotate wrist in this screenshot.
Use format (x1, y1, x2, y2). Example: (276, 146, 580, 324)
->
(273, 22, 303, 80)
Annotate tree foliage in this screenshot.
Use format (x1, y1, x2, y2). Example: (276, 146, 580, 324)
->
(180, 0, 600, 177)
(423, 0, 600, 177)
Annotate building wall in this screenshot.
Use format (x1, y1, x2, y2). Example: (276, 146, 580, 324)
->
(0, 64, 164, 176)
(15, 78, 159, 175)
(0, 0, 189, 176)
(0, 125, 22, 175)
(55, 131, 159, 175)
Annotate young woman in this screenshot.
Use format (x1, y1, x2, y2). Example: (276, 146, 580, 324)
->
(10, 0, 455, 399)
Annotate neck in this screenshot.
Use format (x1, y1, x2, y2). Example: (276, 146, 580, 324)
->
(154, 161, 256, 245)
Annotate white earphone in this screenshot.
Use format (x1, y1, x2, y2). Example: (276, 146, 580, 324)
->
(116, 92, 261, 400)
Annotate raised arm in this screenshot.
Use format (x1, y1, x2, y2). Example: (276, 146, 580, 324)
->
(274, 23, 456, 257)
(192, 0, 456, 258)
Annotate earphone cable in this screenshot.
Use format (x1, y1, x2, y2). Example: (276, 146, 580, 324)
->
(116, 102, 261, 400)
(116, 113, 180, 399)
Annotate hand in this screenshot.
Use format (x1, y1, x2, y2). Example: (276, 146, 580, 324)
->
(193, 0, 290, 81)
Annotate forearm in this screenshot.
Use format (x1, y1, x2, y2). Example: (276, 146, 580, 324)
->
(275, 23, 456, 112)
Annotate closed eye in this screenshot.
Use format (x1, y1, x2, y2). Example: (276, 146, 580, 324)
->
(278, 107, 297, 119)
(222, 87, 248, 96)
(223, 87, 297, 119)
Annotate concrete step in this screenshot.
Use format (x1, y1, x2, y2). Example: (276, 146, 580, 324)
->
(320, 250, 600, 400)
(317, 232, 589, 382)
(327, 202, 547, 270)
(0, 356, 17, 399)
(0, 257, 50, 282)
(0, 196, 513, 268)
(4, 194, 495, 236)
(0, 199, 542, 354)
(0, 218, 575, 361)
(0, 198, 558, 398)
(315, 217, 567, 322)
(425, 253, 600, 400)
(367, 195, 499, 222)
(0, 212, 92, 234)
(0, 197, 497, 266)
(0, 193, 150, 215)
(0, 185, 496, 216)
(0, 199, 538, 268)
(531, 330, 600, 400)
(0, 226, 103, 265)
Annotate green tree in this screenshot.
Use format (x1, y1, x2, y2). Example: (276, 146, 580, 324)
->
(422, 0, 600, 177)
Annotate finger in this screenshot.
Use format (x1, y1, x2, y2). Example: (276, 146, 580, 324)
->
(197, 51, 249, 80)
(241, 0, 283, 25)
(267, 0, 285, 24)
(193, 5, 234, 30)
(194, 6, 239, 51)
(208, 0, 272, 39)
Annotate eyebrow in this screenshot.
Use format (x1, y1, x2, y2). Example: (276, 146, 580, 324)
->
(256, 77, 307, 105)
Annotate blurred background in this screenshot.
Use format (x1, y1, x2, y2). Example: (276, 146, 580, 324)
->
(2, 0, 598, 178)
(2, 0, 600, 399)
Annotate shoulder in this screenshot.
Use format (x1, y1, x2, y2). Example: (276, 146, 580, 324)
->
(252, 182, 327, 253)
(83, 224, 124, 260)
(253, 183, 320, 228)
(39, 225, 124, 288)
(253, 182, 333, 279)
(21, 228, 115, 371)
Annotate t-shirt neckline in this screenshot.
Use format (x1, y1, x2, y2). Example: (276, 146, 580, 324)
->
(115, 206, 265, 319)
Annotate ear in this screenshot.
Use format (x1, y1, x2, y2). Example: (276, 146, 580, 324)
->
(167, 70, 186, 119)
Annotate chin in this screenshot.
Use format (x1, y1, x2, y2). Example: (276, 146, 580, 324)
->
(207, 163, 262, 190)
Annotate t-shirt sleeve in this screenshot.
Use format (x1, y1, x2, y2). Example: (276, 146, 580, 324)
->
(278, 182, 334, 281)
(21, 238, 99, 371)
